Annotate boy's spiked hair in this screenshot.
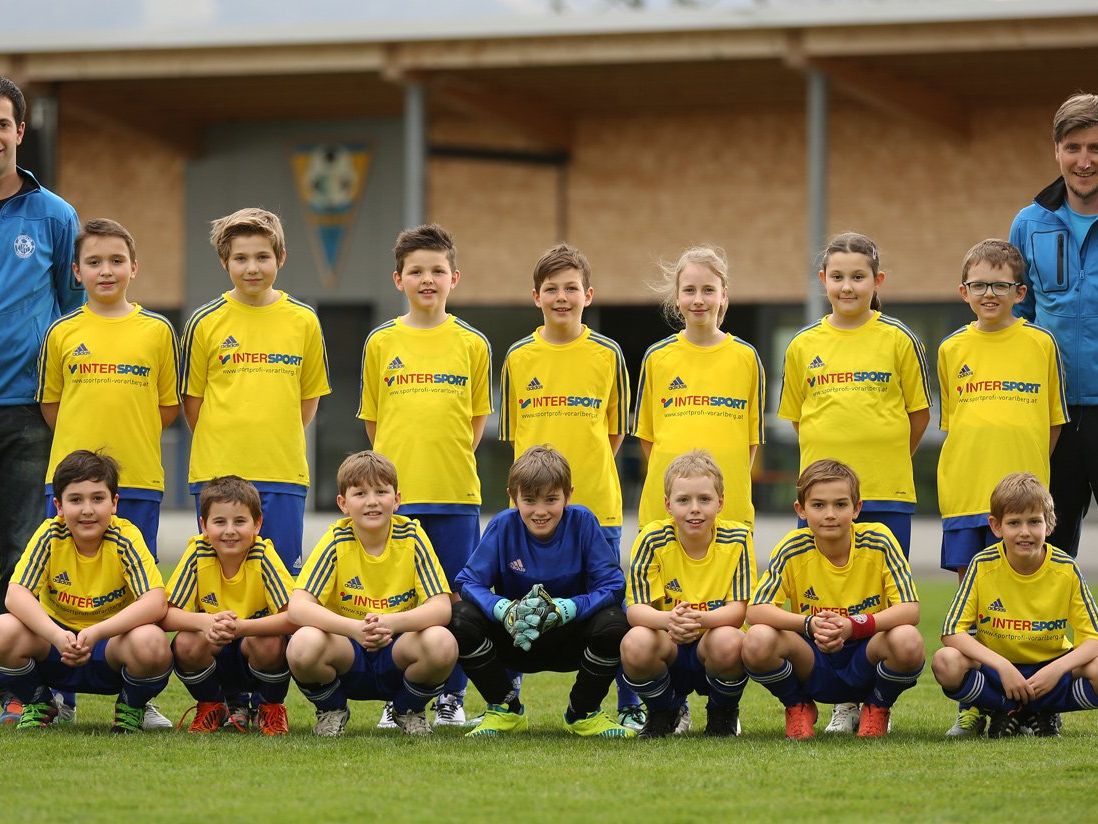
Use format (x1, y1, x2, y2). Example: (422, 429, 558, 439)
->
(507, 445, 572, 501)
(52, 449, 120, 499)
(75, 218, 137, 263)
(210, 207, 286, 263)
(393, 223, 456, 272)
(795, 459, 860, 507)
(337, 450, 399, 497)
(533, 243, 591, 291)
(0, 77, 26, 124)
(990, 472, 1057, 531)
(663, 449, 724, 498)
(200, 475, 262, 523)
(960, 238, 1025, 284)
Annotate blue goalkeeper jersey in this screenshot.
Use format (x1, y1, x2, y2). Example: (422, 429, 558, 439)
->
(455, 505, 625, 623)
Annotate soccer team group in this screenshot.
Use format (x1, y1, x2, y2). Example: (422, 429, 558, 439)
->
(1, 89, 1098, 744)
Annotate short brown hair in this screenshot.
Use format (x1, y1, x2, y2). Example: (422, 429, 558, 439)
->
(796, 459, 860, 507)
(200, 475, 262, 523)
(1053, 93, 1098, 144)
(533, 243, 591, 291)
(210, 207, 286, 263)
(53, 449, 119, 499)
(663, 449, 724, 498)
(989, 472, 1057, 531)
(393, 223, 456, 272)
(507, 445, 572, 501)
(961, 239, 1025, 283)
(0, 77, 26, 124)
(337, 450, 399, 497)
(75, 218, 137, 263)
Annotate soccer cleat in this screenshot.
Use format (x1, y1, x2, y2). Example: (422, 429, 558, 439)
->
(945, 706, 986, 738)
(563, 709, 636, 738)
(673, 702, 691, 735)
(223, 701, 251, 733)
(256, 703, 290, 736)
(1026, 710, 1060, 738)
(785, 702, 818, 740)
(705, 704, 741, 737)
(111, 701, 145, 734)
(638, 707, 679, 738)
(392, 708, 433, 736)
(53, 693, 76, 725)
(313, 707, 351, 737)
(824, 702, 860, 734)
(185, 702, 229, 733)
(465, 703, 529, 737)
(856, 704, 890, 738)
(987, 710, 1022, 739)
(142, 702, 173, 730)
(617, 704, 647, 733)
(1, 695, 24, 725)
(16, 701, 58, 730)
(432, 693, 466, 727)
(377, 701, 397, 729)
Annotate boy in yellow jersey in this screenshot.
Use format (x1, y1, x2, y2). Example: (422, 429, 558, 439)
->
(500, 242, 640, 728)
(37, 219, 180, 559)
(743, 460, 923, 739)
(181, 208, 330, 576)
(164, 476, 295, 735)
(287, 451, 456, 737)
(0, 451, 171, 732)
(622, 450, 755, 737)
(358, 223, 490, 725)
(933, 473, 1098, 738)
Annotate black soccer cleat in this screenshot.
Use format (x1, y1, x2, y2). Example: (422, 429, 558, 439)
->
(1028, 711, 1061, 738)
(639, 707, 680, 738)
(987, 710, 1022, 739)
(704, 704, 741, 737)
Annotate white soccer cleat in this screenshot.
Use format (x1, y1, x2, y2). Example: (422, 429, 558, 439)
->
(377, 701, 397, 729)
(142, 702, 173, 730)
(824, 702, 860, 734)
(432, 693, 467, 727)
(673, 702, 691, 735)
(314, 707, 351, 737)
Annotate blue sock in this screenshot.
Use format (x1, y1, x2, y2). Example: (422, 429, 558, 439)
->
(248, 664, 290, 704)
(745, 660, 807, 707)
(622, 669, 678, 712)
(869, 661, 923, 708)
(175, 661, 224, 702)
(616, 669, 640, 710)
(944, 668, 1009, 712)
(119, 666, 171, 708)
(393, 676, 445, 714)
(296, 677, 347, 712)
(0, 660, 49, 704)
(442, 666, 467, 701)
(1070, 677, 1098, 710)
(705, 673, 748, 708)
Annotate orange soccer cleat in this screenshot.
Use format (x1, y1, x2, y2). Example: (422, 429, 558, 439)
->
(785, 702, 818, 740)
(856, 704, 890, 738)
(181, 701, 229, 733)
(256, 702, 289, 736)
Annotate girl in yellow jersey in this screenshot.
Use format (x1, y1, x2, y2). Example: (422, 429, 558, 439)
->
(633, 247, 764, 530)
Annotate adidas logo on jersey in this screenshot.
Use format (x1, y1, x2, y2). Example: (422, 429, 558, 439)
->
(344, 576, 364, 591)
(666, 578, 683, 593)
(958, 364, 973, 378)
(526, 377, 543, 391)
(387, 356, 405, 370)
(803, 586, 819, 600)
(808, 355, 825, 369)
(220, 335, 239, 349)
(509, 559, 526, 573)
(988, 598, 1007, 613)
(71, 343, 91, 357)
(52, 571, 72, 586)
(668, 376, 687, 391)
(201, 592, 219, 607)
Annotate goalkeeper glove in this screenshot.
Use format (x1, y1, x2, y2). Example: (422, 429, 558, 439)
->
(551, 598, 577, 625)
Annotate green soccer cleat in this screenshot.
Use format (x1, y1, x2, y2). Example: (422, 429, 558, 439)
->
(945, 706, 986, 738)
(465, 703, 529, 737)
(16, 701, 58, 730)
(111, 701, 145, 734)
(563, 709, 636, 738)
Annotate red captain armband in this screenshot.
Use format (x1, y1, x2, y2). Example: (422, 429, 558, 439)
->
(848, 613, 876, 640)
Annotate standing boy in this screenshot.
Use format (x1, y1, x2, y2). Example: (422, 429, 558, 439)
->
(358, 224, 491, 725)
(450, 446, 634, 738)
(933, 473, 1098, 738)
(182, 208, 330, 575)
(0, 450, 171, 732)
(287, 451, 457, 737)
(499, 242, 640, 728)
(38, 218, 180, 559)
(743, 460, 924, 739)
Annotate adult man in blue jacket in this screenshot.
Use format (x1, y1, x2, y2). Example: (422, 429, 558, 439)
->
(1011, 93, 1098, 557)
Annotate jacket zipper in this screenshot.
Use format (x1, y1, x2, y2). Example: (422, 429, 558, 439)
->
(1057, 233, 1065, 286)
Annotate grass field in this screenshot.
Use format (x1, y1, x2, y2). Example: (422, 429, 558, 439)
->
(4, 579, 1095, 823)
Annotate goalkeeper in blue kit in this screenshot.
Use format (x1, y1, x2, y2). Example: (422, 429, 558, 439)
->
(449, 446, 634, 737)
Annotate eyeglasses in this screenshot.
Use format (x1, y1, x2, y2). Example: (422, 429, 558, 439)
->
(962, 281, 1021, 297)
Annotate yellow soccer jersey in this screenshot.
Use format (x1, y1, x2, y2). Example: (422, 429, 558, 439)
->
(751, 523, 918, 617)
(37, 305, 179, 491)
(627, 518, 756, 615)
(181, 292, 330, 486)
(166, 535, 294, 620)
(500, 327, 628, 526)
(937, 320, 1068, 524)
(942, 542, 1098, 664)
(296, 515, 450, 621)
(632, 333, 764, 527)
(358, 316, 492, 506)
(778, 312, 931, 505)
(12, 515, 163, 631)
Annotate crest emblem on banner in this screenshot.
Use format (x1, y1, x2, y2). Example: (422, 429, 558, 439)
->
(291, 143, 371, 287)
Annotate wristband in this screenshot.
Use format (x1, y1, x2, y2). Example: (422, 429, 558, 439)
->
(803, 614, 814, 639)
(848, 613, 876, 640)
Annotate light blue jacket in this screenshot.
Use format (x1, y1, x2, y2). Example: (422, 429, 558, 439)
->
(1011, 178, 1098, 406)
(0, 168, 82, 405)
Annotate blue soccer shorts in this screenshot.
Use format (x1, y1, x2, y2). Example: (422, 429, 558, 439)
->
(38, 637, 121, 695)
(338, 638, 405, 702)
(804, 637, 875, 704)
(940, 524, 998, 572)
